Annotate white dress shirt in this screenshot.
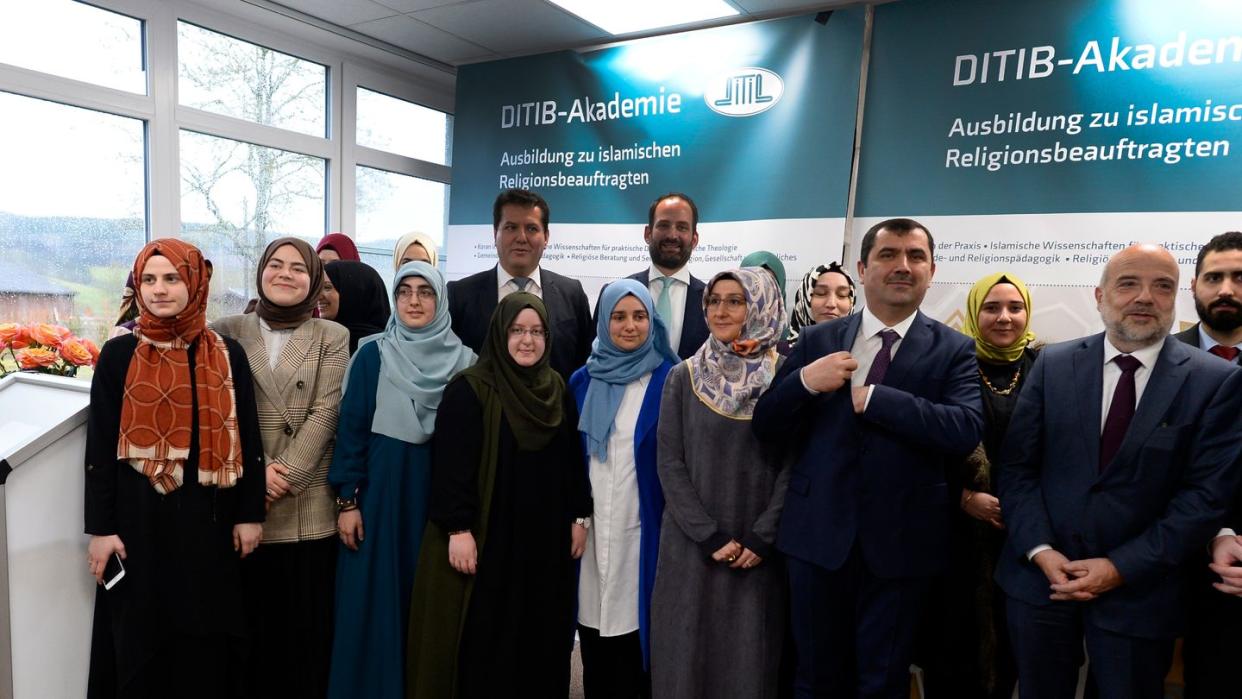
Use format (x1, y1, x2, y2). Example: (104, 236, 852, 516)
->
(799, 306, 919, 407)
(1198, 325, 1242, 358)
(647, 264, 691, 355)
(257, 318, 293, 371)
(1028, 336, 1165, 560)
(497, 265, 543, 301)
(578, 374, 648, 637)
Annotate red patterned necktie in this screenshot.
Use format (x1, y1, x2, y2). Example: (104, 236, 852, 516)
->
(1209, 345, 1240, 362)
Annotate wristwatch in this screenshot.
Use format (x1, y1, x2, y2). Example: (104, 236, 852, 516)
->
(574, 517, 592, 530)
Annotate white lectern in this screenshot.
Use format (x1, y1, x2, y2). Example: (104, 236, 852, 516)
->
(0, 372, 93, 699)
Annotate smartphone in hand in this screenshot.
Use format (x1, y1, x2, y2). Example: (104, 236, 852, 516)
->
(103, 553, 125, 590)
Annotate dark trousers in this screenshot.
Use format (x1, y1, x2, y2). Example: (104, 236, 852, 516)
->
(787, 548, 924, 699)
(578, 625, 650, 699)
(1183, 570, 1242, 699)
(1006, 595, 1172, 699)
(242, 536, 337, 699)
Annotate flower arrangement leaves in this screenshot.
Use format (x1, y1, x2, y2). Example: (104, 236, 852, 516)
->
(0, 322, 100, 378)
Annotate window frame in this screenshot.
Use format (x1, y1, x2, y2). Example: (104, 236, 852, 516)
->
(0, 0, 455, 247)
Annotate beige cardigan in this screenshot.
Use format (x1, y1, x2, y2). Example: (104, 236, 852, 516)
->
(214, 313, 349, 544)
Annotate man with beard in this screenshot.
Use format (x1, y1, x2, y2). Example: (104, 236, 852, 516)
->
(598, 192, 708, 359)
(1175, 231, 1242, 699)
(995, 244, 1242, 699)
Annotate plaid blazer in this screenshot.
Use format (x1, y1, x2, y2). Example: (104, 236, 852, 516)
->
(214, 313, 349, 543)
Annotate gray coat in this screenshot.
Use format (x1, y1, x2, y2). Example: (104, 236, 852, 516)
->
(650, 361, 791, 698)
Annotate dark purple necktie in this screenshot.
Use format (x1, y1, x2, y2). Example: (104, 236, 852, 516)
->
(1099, 354, 1141, 471)
(864, 329, 900, 386)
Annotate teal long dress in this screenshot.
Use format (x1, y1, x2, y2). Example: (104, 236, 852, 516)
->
(326, 341, 432, 699)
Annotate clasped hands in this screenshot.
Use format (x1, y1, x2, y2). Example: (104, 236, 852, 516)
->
(801, 351, 868, 414)
(1032, 549, 1123, 601)
(711, 540, 763, 570)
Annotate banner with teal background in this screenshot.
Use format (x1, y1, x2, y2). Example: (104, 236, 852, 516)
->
(446, 10, 865, 305)
(855, 0, 1242, 341)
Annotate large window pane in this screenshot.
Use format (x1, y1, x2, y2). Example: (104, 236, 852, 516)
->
(0, 92, 146, 357)
(180, 131, 326, 316)
(178, 22, 327, 138)
(0, 0, 145, 94)
(355, 166, 447, 255)
(356, 88, 450, 165)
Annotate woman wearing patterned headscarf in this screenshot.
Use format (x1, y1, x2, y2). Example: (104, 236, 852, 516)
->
(407, 293, 592, 699)
(568, 279, 679, 696)
(785, 262, 856, 353)
(649, 268, 792, 699)
(915, 272, 1036, 699)
(85, 238, 266, 696)
(213, 237, 351, 698)
(327, 262, 475, 699)
(108, 271, 140, 338)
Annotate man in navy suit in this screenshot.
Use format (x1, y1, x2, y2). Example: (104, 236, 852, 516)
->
(753, 218, 983, 698)
(597, 192, 709, 360)
(996, 244, 1242, 699)
(447, 188, 594, 380)
(1172, 231, 1242, 699)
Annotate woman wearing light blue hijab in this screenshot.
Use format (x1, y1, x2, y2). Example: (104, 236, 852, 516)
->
(569, 279, 678, 698)
(327, 261, 475, 699)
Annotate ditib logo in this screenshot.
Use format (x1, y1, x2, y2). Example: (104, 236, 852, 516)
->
(704, 67, 784, 117)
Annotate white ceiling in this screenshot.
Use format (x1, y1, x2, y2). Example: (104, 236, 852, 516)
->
(257, 0, 864, 68)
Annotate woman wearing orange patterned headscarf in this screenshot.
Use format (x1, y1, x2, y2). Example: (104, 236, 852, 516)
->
(85, 238, 266, 697)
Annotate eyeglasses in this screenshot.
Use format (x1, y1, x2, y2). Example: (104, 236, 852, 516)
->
(508, 326, 547, 339)
(396, 287, 437, 302)
(705, 295, 747, 310)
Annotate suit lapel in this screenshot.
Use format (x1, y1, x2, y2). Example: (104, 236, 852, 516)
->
(834, 312, 864, 354)
(1106, 337, 1189, 473)
(237, 315, 294, 426)
(1072, 335, 1104, 468)
(882, 312, 931, 390)
(272, 321, 313, 391)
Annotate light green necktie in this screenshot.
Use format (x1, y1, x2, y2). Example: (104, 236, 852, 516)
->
(656, 276, 674, 325)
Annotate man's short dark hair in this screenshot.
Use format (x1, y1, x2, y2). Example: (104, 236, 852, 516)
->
(647, 192, 699, 230)
(493, 188, 550, 232)
(1195, 231, 1242, 276)
(859, 218, 934, 265)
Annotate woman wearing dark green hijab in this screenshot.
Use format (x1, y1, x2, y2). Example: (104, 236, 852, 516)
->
(406, 292, 592, 699)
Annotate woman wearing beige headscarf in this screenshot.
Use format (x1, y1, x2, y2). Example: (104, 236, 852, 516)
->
(393, 232, 439, 271)
(213, 236, 351, 699)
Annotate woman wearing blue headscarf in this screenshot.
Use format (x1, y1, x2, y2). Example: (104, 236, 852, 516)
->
(326, 262, 476, 699)
(569, 280, 679, 698)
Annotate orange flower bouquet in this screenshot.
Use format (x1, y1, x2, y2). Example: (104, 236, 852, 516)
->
(0, 323, 99, 378)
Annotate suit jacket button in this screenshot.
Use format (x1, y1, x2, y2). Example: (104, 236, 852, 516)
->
(284, 426, 293, 436)
(297, 380, 305, 389)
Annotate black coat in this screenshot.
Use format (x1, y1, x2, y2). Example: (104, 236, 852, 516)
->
(85, 333, 265, 693)
(447, 266, 595, 380)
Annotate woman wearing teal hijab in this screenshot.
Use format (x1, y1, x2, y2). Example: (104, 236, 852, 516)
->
(569, 279, 678, 696)
(327, 261, 475, 699)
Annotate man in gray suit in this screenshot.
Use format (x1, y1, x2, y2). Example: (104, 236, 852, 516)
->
(1175, 231, 1242, 699)
(447, 188, 594, 379)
